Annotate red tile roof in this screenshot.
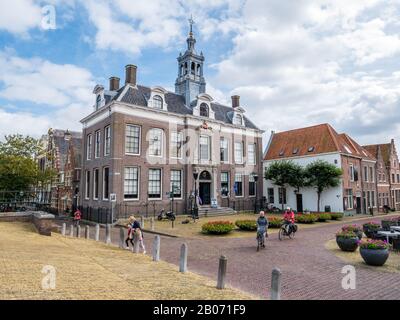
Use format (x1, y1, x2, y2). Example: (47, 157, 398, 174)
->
(363, 143, 391, 165)
(264, 123, 376, 161)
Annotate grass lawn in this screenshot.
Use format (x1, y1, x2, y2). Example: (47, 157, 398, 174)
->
(325, 239, 400, 274)
(0, 222, 255, 300)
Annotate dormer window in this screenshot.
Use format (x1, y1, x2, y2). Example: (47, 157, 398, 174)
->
(200, 103, 209, 117)
(96, 95, 102, 110)
(308, 146, 315, 152)
(344, 145, 352, 154)
(153, 95, 163, 109)
(233, 114, 243, 126)
(292, 148, 299, 155)
(279, 149, 284, 157)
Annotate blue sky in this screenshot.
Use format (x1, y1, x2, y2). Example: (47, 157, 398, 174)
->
(1, 0, 400, 150)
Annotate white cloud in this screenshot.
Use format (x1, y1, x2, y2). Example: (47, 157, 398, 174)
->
(0, 0, 42, 34)
(0, 50, 94, 139)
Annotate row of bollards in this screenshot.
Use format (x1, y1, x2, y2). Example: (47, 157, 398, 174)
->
(61, 222, 282, 299)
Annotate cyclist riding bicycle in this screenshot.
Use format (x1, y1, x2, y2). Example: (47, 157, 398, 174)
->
(256, 211, 269, 247)
(283, 207, 295, 234)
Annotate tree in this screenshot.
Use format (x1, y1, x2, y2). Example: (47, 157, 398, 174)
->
(264, 160, 304, 210)
(0, 135, 55, 195)
(304, 160, 343, 212)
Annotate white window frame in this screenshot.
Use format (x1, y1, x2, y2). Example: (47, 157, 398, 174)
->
(93, 168, 99, 200)
(148, 168, 162, 200)
(248, 143, 256, 165)
(95, 130, 101, 159)
(103, 167, 110, 201)
(347, 189, 353, 210)
(235, 142, 243, 164)
(249, 174, 256, 197)
(86, 134, 92, 160)
(148, 128, 163, 158)
(349, 164, 355, 182)
(170, 170, 183, 199)
(199, 135, 211, 161)
(221, 172, 230, 198)
(104, 126, 111, 156)
(234, 173, 244, 198)
(153, 95, 163, 109)
(124, 167, 140, 201)
(370, 166, 374, 183)
(171, 131, 183, 159)
(125, 124, 141, 156)
(364, 166, 368, 182)
(220, 138, 229, 163)
(85, 171, 90, 200)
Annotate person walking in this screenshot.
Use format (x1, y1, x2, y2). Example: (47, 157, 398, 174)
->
(133, 227, 146, 254)
(125, 216, 135, 250)
(73, 209, 81, 227)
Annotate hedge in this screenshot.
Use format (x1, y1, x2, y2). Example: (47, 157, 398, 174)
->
(268, 217, 284, 228)
(317, 213, 331, 222)
(295, 214, 318, 224)
(235, 220, 257, 231)
(330, 213, 344, 220)
(202, 221, 235, 235)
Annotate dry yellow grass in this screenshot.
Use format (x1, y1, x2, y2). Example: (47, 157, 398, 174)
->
(0, 222, 256, 300)
(325, 239, 400, 273)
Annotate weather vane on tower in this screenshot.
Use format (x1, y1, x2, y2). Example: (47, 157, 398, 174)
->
(189, 14, 195, 36)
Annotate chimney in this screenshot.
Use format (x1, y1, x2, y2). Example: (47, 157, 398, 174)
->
(125, 64, 137, 85)
(109, 77, 120, 91)
(232, 95, 240, 108)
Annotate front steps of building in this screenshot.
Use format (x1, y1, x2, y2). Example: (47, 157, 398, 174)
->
(197, 206, 236, 217)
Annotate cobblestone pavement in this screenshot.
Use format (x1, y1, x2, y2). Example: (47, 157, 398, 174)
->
(0, 222, 254, 300)
(58, 215, 400, 300)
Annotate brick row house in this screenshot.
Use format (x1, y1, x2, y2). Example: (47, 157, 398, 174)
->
(79, 25, 264, 216)
(38, 129, 82, 214)
(263, 124, 380, 215)
(363, 139, 400, 211)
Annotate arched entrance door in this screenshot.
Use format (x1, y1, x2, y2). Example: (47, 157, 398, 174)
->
(199, 170, 212, 205)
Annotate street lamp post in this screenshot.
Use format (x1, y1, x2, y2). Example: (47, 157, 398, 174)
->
(193, 171, 199, 219)
(253, 173, 259, 214)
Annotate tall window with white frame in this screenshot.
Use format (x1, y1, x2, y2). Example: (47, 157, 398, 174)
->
(103, 167, 109, 200)
(93, 168, 99, 200)
(199, 135, 210, 161)
(249, 174, 256, 197)
(149, 129, 163, 157)
(220, 138, 229, 163)
(346, 189, 353, 209)
(126, 125, 141, 155)
(124, 167, 139, 200)
(95, 131, 101, 158)
(235, 141, 243, 164)
(104, 126, 111, 156)
(86, 134, 92, 160)
(248, 143, 256, 165)
(349, 164, 355, 182)
(85, 171, 90, 199)
(171, 132, 183, 159)
(369, 166, 374, 183)
(221, 172, 229, 197)
(170, 170, 182, 198)
(234, 114, 243, 126)
(148, 169, 162, 199)
(234, 173, 243, 197)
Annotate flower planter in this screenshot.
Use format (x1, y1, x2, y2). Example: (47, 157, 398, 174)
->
(336, 237, 359, 252)
(363, 227, 376, 239)
(381, 220, 397, 231)
(360, 248, 389, 266)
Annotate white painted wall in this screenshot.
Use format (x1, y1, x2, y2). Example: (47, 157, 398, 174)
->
(263, 153, 344, 213)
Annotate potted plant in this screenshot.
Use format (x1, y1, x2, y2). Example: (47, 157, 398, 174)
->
(342, 225, 363, 240)
(336, 230, 359, 252)
(363, 222, 381, 238)
(381, 219, 398, 231)
(359, 239, 390, 266)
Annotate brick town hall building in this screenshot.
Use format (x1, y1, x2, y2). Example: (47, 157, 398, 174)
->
(79, 23, 264, 217)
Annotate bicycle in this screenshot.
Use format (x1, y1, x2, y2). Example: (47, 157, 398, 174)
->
(256, 227, 266, 251)
(278, 222, 297, 241)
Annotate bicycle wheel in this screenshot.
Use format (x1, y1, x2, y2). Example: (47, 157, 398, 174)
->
(278, 228, 284, 241)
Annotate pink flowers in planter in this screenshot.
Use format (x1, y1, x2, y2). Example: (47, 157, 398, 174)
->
(358, 239, 390, 250)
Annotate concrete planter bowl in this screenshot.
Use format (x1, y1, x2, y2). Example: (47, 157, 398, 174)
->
(360, 248, 389, 266)
(336, 236, 359, 252)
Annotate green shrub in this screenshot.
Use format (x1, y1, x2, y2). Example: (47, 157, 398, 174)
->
(336, 230, 357, 239)
(268, 217, 284, 228)
(330, 213, 344, 220)
(202, 221, 235, 235)
(295, 214, 317, 224)
(235, 220, 257, 231)
(317, 213, 331, 222)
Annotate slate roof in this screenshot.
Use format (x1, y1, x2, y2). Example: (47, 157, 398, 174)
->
(105, 84, 260, 130)
(264, 123, 375, 161)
